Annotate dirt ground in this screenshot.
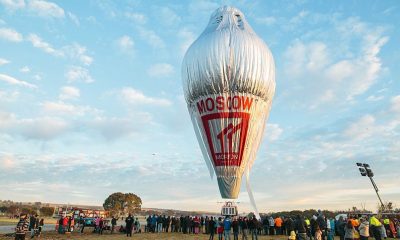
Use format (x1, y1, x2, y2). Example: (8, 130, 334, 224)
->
(0, 232, 289, 240)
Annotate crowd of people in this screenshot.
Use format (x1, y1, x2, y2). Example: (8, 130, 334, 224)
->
(13, 211, 400, 240)
(14, 214, 44, 240)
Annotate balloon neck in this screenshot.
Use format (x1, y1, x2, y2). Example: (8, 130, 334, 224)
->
(217, 174, 242, 199)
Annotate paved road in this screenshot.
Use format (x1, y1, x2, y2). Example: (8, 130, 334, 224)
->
(0, 224, 55, 234)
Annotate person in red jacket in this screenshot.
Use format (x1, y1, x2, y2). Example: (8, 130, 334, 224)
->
(63, 216, 69, 233)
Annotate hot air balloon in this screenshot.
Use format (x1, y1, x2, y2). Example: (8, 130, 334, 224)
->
(182, 6, 275, 214)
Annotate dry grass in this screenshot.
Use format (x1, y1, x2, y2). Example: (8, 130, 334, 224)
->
(0, 232, 289, 240)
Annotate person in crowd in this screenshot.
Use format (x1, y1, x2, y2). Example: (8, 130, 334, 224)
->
(224, 216, 232, 240)
(29, 214, 36, 238)
(337, 216, 346, 240)
(98, 217, 104, 235)
(262, 216, 269, 235)
(208, 216, 216, 240)
(250, 216, 259, 240)
(379, 219, 387, 240)
(70, 217, 75, 232)
(111, 216, 118, 234)
(205, 216, 210, 234)
(175, 216, 181, 232)
(327, 217, 335, 240)
(135, 217, 141, 233)
(80, 217, 86, 233)
(275, 216, 283, 235)
(15, 214, 29, 240)
(344, 220, 356, 240)
(315, 225, 323, 240)
(194, 216, 201, 234)
(157, 214, 163, 233)
(217, 217, 224, 240)
(38, 218, 44, 236)
(295, 215, 307, 240)
(232, 217, 239, 240)
(241, 217, 248, 240)
(62, 216, 69, 233)
(286, 217, 294, 236)
(268, 216, 275, 235)
(316, 211, 327, 240)
(125, 213, 134, 237)
(369, 215, 382, 240)
(166, 216, 171, 232)
(358, 217, 369, 240)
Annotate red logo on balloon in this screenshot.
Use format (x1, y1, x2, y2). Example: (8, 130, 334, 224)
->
(201, 112, 250, 167)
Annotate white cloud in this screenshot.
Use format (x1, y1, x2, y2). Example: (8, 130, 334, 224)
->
(138, 27, 165, 49)
(0, 58, 10, 65)
(147, 63, 174, 77)
(125, 12, 147, 25)
(18, 117, 69, 140)
(120, 87, 172, 106)
(68, 12, 80, 26)
(0, 27, 23, 42)
(42, 101, 93, 116)
(19, 66, 30, 73)
(282, 18, 389, 109)
(266, 124, 283, 141)
(0, 112, 69, 140)
(27, 33, 64, 57)
(28, 0, 65, 18)
(62, 43, 93, 66)
(0, 73, 37, 88)
(158, 7, 181, 26)
(343, 115, 375, 140)
(91, 115, 152, 140)
(366, 95, 384, 102)
(255, 16, 276, 26)
(33, 74, 41, 80)
(178, 28, 196, 55)
(65, 66, 94, 83)
(0, 0, 25, 10)
(1, 153, 16, 169)
(117, 35, 134, 53)
(0, 90, 19, 102)
(390, 95, 400, 113)
(59, 86, 80, 100)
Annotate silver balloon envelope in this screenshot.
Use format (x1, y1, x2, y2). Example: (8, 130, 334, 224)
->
(182, 6, 275, 199)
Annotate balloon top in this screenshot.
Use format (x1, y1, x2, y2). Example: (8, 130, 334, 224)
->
(202, 6, 255, 35)
(182, 6, 275, 106)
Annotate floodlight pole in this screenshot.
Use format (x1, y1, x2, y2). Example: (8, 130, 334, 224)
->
(368, 176, 385, 210)
(356, 163, 385, 211)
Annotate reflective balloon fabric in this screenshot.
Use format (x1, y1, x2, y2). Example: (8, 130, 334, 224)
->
(182, 6, 275, 199)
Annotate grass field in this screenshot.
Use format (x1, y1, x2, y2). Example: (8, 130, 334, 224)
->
(0, 232, 289, 240)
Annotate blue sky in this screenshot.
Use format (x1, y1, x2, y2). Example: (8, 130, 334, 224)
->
(0, 0, 399, 213)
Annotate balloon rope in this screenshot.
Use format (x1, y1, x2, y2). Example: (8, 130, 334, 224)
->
(246, 167, 260, 220)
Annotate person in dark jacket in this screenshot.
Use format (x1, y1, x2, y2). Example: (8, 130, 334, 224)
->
(286, 217, 294, 236)
(209, 216, 216, 240)
(232, 217, 239, 240)
(317, 212, 327, 240)
(111, 216, 118, 234)
(241, 217, 249, 240)
(336, 216, 346, 240)
(125, 214, 134, 237)
(29, 215, 36, 238)
(294, 215, 307, 240)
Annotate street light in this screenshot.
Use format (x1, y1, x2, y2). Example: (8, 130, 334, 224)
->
(356, 163, 384, 210)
